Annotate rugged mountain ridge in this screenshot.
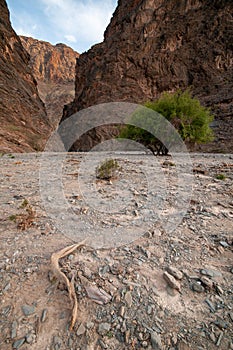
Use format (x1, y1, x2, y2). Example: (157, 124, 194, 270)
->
(20, 36, 79, 127)
(63, 0, 233, 152)
(0, 0, 51, 153)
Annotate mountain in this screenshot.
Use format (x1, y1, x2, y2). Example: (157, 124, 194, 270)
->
(20, 36, 79, 128)
(62, 0, 233, 153)
(0, 0, 51, 153)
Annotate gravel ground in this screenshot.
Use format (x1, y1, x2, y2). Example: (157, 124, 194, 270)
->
(0, 152, 232, 350)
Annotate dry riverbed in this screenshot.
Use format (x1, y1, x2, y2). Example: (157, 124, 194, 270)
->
(0, 152, 233, 350)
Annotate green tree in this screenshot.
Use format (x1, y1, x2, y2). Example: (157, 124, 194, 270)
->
(119, 89, 214, 155)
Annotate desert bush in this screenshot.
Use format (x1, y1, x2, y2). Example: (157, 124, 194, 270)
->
(119, 89, 214, 155)
(96, 158, 119, 180)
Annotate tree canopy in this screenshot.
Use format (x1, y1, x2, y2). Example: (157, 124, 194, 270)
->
(119, 89, 214, 155)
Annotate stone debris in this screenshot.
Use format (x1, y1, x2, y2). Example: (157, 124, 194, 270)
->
(21, 305, 35, 316)
(150, 331, 163, 350)
(98, 322, 111, 336)
(76, 323, 86, 336)
(0, 153, 232, 350)
(124, 291, 133, 307)
(163, 271, 181, 291)
(166, 266, 183, 280)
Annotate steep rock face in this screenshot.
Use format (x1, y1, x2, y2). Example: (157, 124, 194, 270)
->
(63, 0, 233, 152)
(0, 0, 51, 153)
(20, 36, 79, 127)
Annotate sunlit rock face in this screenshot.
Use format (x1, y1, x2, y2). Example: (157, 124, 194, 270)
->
(20, 36, 79, 128)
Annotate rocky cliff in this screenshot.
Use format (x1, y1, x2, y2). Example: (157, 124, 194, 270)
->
(0, 0, 51, 153)
(20, 36, 79, 127)
(63, 0, 233, 152)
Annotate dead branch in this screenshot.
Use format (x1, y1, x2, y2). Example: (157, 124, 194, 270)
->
(50, 240, 86, 330)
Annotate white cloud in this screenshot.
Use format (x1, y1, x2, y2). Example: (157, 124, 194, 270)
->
(64, 34, 77, 43)
(41, 0, 117, 51)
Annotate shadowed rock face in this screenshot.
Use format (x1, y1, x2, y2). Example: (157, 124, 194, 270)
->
(20, 36, 79, 128)
(0, 0, 51, 153)
(62, 0, 233, 152)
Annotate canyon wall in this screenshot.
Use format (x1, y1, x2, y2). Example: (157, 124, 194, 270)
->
(62, 0, 233, 152)
(0, 0, 51, 153)
(20, 36, 79, 127)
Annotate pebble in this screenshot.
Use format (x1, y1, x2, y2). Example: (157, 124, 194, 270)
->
(99, 339, 108, 349)
(200, 276, 213, 290)
(26, 332, 36, 344)
(13, 338, 25, 349)
(163, 271, 181, 291)
(125, 291, 133, 307)
(213, 319, 228, 330)
(41, 308, 48, 322)
(11, 320, 17, 339)
(150, 331, 163, 350)
(200, 269, 222, 278)
(229, 312, 233, 322)
(53, 336, 62, 349)
(219, 241, 229, 248)
(166, 266, 183, 280)
(86, 321, 94, 329)
(76, 323, 86, 336)
(21, 304, 35, 316)
(205, 298, 216, 312)
(119, 305, 125, 317)
(209, 332, 216, 343)
(216, 331, 223, 347)
(215, 285, 224, 295)
(98, 322, 111, 336)
(191, 281, 205, 293)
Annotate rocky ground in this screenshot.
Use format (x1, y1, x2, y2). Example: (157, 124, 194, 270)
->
(0, 152, 233, 350)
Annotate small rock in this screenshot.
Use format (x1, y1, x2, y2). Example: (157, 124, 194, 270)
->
(99, 339, 108, 349)
(209, 332, 216, 343)
(98, 322, 111, 336)
(150, 331, 163, 350)
(219, 241, 229, 248)
(86, 321, 94, 329)
(77, 323, 86, 336)
(125, 291, 133, 307)
(53, 336, 62, 349)
(229, 312, 233, 322)
(13, 338, 25, 349)
(11, 320, 17, 339)
(177, 341, 191, 349)
(163, 271, 181, 291)
(205, 298, 216, 312)
(166, 266, 183, 280)
(41, 309, 48, 322)
(216, 331, 223, 347)
(200, 269, 222, 278)
(119, 305, 125, 317)
(200, 276, 213, 290)
(213, 319, 228, 330)
(26, 332, 36, 344)
(215, 285, 224, 295)
(191, 281, 205, 293)
(125, 329, 130, 344)
(21, 305, 35, 316)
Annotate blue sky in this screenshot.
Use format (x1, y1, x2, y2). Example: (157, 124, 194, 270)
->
(6, 0, 118, 53)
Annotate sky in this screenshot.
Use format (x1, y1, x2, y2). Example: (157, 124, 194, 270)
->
(6, 0, 118, 53)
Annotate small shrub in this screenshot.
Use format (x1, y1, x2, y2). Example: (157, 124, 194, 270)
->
(96, 159, 119, 180)
(20, 199, 29, 208)
(8, 154, 15, 159)
(9, 214, 17, 222)
(216, 173, 226, 180)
